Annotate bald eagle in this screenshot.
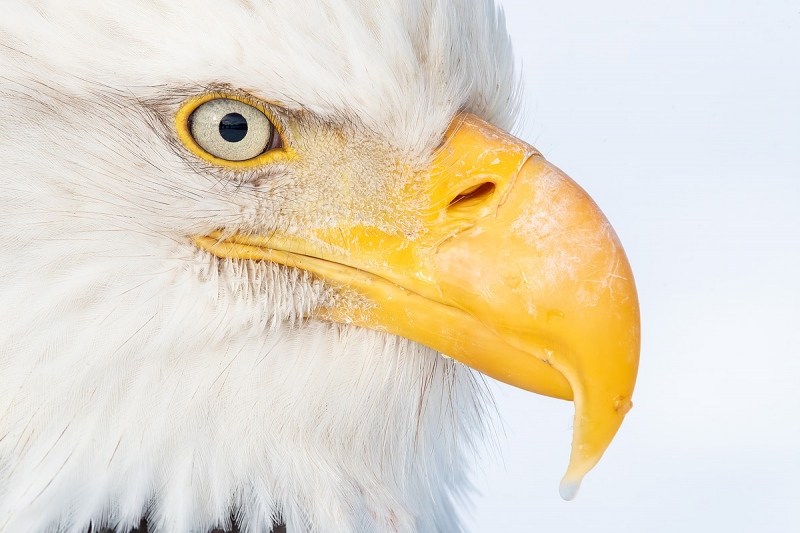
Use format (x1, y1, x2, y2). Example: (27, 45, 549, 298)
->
(0, 1, 640, 532)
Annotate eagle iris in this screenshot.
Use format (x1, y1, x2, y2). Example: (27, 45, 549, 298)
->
(187, 98, 277, 161)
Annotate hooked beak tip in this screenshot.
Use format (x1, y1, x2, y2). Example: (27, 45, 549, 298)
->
(559, 478, 582, 501)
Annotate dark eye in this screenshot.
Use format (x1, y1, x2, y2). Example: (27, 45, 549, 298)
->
(218, 112, 248, 142)
(188, 99, 281, 161)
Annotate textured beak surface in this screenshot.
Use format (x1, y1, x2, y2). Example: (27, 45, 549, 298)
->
(196, 114, 640, 499)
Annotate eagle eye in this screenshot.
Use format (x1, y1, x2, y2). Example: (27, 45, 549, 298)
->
(184, 98, 282, 163)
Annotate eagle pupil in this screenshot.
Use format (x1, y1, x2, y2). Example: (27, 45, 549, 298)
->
(219, 113, 248, 142)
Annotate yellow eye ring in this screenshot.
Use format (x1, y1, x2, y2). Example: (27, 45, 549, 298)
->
(175, 93, 295, 169)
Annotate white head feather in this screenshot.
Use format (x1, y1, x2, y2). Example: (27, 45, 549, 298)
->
(0, 1, 520, 531)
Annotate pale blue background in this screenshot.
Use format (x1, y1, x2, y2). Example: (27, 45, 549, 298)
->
(466, 1, 800, 531)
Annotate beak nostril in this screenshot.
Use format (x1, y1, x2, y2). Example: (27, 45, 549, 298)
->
(448, 182, 496, 208)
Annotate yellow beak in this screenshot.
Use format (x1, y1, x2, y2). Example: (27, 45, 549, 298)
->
(195, 114, 640, 499)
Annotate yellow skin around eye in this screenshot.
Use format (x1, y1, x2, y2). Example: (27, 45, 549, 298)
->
(175, 93, 296, 169)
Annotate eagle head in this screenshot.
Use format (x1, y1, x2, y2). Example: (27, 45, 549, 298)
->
(0, 1, 639, 531)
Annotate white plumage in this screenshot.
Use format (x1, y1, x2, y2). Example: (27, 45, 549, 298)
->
(0, 1, 522, 531)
